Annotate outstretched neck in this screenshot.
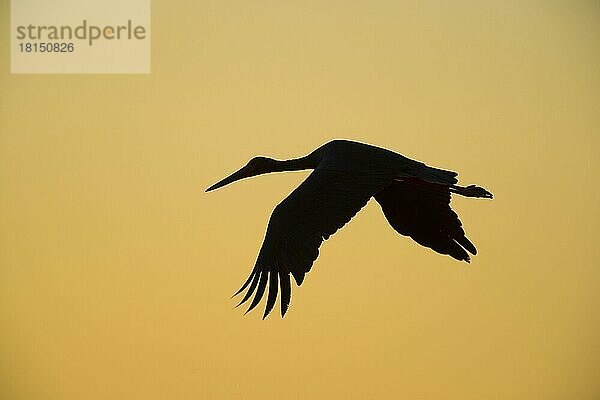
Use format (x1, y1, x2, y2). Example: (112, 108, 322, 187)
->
(270, 152, 321, 173)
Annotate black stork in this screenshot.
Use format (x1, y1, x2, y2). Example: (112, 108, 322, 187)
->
(206, 140, 493, 318)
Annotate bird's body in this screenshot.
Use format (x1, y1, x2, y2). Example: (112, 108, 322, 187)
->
(206, 140, 492, 318)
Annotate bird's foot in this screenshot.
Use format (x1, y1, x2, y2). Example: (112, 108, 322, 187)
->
(451, 184, 493, 199)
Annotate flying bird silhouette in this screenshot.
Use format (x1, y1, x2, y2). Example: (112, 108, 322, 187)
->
(206, 140, 492, 318)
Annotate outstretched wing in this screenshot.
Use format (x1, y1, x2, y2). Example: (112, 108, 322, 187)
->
(374, 178, 477, 262)
(235, 167, 395, 319)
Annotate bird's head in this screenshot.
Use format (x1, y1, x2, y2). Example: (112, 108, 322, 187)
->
(206, 156, 277, 192)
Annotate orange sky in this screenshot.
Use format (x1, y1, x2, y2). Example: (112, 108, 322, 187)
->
(1, 1, 599, 399)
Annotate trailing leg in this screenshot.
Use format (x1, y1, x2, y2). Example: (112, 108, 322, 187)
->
(450, 184, 493, 198)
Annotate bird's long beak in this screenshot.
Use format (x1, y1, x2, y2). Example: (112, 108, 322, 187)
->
(205, 166, 254, 192)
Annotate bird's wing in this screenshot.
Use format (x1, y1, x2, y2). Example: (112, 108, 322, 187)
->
(374, 178, 477, 262)
(234, 167, 396, 318)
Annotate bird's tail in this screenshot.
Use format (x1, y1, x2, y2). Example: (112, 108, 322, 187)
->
(413, 164, 459, 185)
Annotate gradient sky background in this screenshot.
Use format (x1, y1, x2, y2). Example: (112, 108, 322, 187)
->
(1, 1, 599, 399)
